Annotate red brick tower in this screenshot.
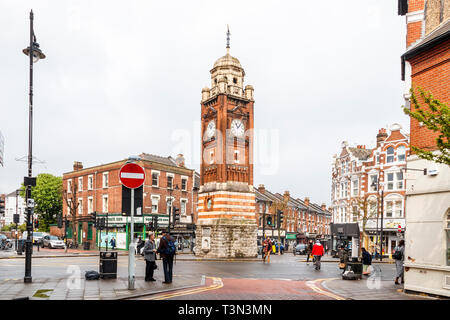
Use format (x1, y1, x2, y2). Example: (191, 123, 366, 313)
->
(195, 27, 257, 258)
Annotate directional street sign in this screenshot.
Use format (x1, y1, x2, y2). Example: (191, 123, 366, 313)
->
(119, 163, 145, 189)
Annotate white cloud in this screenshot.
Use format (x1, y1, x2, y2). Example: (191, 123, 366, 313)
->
(0, 0, 407, 206)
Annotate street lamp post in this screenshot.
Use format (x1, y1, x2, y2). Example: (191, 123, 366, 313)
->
(168, 184, 179, 234)
(379, 182, 385, 261)
(22, 10, 45, 283)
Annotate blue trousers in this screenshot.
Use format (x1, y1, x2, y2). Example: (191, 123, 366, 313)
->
(162, 255, 174, 282)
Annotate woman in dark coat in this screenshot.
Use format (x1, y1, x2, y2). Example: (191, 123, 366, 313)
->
(361, 247, 372, 275)
(143, 233, 157, 281)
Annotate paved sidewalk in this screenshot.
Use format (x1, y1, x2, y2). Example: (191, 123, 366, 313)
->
(0, 274, 203, 300)
(321, 278, 436, 300)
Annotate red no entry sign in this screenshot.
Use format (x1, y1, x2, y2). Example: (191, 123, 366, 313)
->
(119, 163, 145, 189)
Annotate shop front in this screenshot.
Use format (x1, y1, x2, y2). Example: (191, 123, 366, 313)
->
(363, 218, 405, 256)
(286, 233, 297, 250)
(96, 213, 169, 250)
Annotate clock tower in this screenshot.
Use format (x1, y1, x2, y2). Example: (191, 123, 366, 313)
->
(195, 28, 258, 258)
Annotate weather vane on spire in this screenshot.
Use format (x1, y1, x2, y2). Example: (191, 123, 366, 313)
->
(226, 24, 230, 54)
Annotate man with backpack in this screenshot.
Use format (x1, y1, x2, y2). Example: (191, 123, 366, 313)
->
(157, 230, 176, 284)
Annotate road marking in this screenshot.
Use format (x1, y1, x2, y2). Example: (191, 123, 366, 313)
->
(145, 277, 223, 300)
(306, 278, 346, 300)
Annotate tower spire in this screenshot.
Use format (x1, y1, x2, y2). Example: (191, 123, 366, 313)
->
(226, 24, 230, 55)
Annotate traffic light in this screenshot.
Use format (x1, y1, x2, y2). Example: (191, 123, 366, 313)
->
(0, 199, 5, 215)
(90, 211, 96, 222)
(278, 210, 284, 225)
(267, 216, 272, 226)
(13, 214, 20, 224)
(147, 217, 154, 230)
(153, 216, 158, 230)
(57, 214, 63, 228)
(99, 217, 106, 230)
(173, 207, 180, 224)
(34, 218, 39, 229)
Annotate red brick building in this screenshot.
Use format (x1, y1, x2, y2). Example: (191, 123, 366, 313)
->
(331, 125, 410, 254)
(255, 185, 332, 248)
(398, 0, 450, 297)
(61, 153, 199, 250)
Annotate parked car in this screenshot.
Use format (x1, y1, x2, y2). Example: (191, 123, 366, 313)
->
(22, 231, 48, 245)
(293, 243, 307, 255)
(41, 235, 65, 249)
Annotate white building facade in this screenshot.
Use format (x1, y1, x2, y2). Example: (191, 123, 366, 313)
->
(4, 190, 26, 225)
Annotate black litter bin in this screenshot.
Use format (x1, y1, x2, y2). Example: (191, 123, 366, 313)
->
(99, 251, 117, 279)
(83, 241, 90, 251)
(343, 261, 363, 280)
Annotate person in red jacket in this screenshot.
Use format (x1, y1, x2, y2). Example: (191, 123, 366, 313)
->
(311, 240, 325, 270)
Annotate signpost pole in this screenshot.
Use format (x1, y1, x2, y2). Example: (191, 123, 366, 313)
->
(128, 188, 135, 290)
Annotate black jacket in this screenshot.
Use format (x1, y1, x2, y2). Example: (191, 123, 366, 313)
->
(362, 251, 372, 265)
(157, 235, 174, 259)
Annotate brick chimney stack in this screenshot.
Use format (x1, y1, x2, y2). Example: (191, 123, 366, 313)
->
(258, 184, 265, 194)
(283, 191, 290, 202)
(376, 128, 388, 147)
(304, 197, 310, 207)
(321, 203, 327, 211)
(175, 154, 185, 167)
(73, 161, 83, 171)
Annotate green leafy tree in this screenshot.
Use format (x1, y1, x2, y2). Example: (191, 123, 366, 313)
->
(20, 173, 63, 232)
(403, 87, 449, 165)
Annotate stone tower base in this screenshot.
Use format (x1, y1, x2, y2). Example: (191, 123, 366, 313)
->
(195, 218, 258, 259)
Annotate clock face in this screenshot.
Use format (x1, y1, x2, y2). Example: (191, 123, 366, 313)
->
(230, 119, 245, 137)
(206, 121, 216, 138)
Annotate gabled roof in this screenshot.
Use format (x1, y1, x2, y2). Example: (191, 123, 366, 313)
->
(139, 153, 178, 167)
(348, 147, 373, 160)
(289, 197, 308, 210)
(254, 188, 273, 202)
(385, 130, 407, 142)
(401, 19, 450, 80)
(339, 148, 349, 158)
(296, 198, 319, 213)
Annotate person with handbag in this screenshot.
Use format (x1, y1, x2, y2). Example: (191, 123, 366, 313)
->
(393, 240, 405, 285)
(262, 237, 272, 264)
(143, 232, 157, 282)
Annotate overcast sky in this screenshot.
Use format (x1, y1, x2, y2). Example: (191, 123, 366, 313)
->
(0, 0, 408, 206)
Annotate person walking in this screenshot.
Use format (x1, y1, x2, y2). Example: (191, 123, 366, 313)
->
(136, 236, 144, 255)
(393, 240, 405, 285)
(262, 237, 272, 264)
(311, 240, 324, 270)
(338, 245, 349, 273)
(143, 233, 157, 281)
(110, 237, 116, 250)
(157, 230, 176, 284)
(306, 240, 313, 264)
(361, 247, 372, 275)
